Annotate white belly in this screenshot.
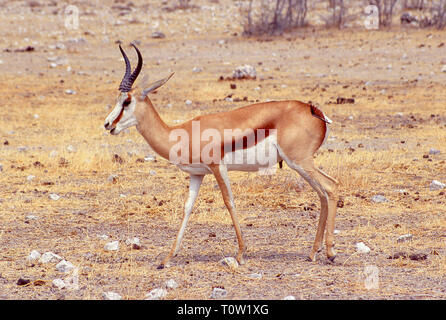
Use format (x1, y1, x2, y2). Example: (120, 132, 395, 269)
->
(176, 134, 281, 174)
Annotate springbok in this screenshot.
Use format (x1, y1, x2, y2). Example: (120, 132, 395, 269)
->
(104, 44, 339, 269)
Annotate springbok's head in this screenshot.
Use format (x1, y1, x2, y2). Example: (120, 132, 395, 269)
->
(104, 43, 173, 135)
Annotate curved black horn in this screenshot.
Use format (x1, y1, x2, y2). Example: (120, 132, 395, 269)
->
(118, 45, 132, 92)
(128, 44, 143, 86)
(118, 43, 143, 92)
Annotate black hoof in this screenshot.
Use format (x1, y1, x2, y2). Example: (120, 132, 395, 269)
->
(328, 255, 336, 263)
(156, 264, 165, 270)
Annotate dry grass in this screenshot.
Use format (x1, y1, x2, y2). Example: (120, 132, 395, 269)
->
(0, 0, 445, 300)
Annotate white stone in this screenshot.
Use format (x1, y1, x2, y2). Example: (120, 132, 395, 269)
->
(185, 99, 192, 105)
(210, 287, 227, 299)
(397, 234, 413, 243)
(219, 257, 239, 268)
(49, 193, 61, 201)
(66, 145, 77, 153)
(145, 288, 167, 300)
(429, 148, 440, 155)
(27, 175, 35, 181)
(102, 291, 122, 300)
(39, 251, 63, 264)
(371, 195, 388, 203)
(52, 278, 66, 289)
(355, 242, 371, 254)
(165, 279, 178, 290)
(430, 180, 445, 191)
(248, 273, 262, 279)
(283, 295, 296, 300)
(56, 260, 74, 273)
(144, 155, 156, 162)
(104, 241, 119, 251)
(233, 65, 256, 79)
(26, 250, 41, 263)
(65, 89, 76, 95)
(125, 237, 141, 249)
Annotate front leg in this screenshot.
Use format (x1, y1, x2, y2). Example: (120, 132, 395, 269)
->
(158, 174, 204, 269)
(209, 164, 247, 265)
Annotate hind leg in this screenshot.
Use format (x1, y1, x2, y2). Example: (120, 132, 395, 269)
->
(283, 157, 338, 261)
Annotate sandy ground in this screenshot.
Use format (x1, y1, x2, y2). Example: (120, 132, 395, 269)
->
(0, 0, 445, 300)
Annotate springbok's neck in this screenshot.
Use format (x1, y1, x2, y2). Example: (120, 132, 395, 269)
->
(135, 96, 172, 160)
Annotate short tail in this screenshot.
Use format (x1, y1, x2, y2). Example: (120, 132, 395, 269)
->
(309, 104, 332, 124)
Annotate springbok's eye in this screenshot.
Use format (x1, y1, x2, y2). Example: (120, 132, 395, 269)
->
(123, 99, 131, 107)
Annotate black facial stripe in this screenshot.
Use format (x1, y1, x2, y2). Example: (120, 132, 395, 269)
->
(123, 99, 131, 107)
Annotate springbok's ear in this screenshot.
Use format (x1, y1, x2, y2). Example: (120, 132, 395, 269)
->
(140, 73, 174, 99)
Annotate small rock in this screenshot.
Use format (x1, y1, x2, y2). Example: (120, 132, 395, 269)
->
(232, 65, 256, 80)
(104, 241, 119, 251)
(56, 260, 74, 273)
(397, 234, 413, 243)
(66, 145, 77, 153)
(151, 31, 166, 39)
(17, 278, 31, 286)
(149, 170, 157, 176)
(283, 295, 296, 300)
(441, 65, 446, 73)
(219, 257, 239, 269)
(39, 252, 63, 264)
(27, 175, 35, 181)
(409, 253, 428, 261)
(355, 242, 371, 254)
(248, 273, 262, 279)
(52, 279, 66, 289)
(49, 193, 61, 201)
(185, 99, 192, 106)
(165, 279, 178, 290)
(102, 291, 122, 300)
(430, 180, 445, 191)
(25, 215, 38, 220)
(429, 148, 440, 155)
(144, 155, 156, 162)
(97, 234, 109, 240)
(125, 237, 141, 250)
(107, 174, 118, 184)
(210, 287, 227, 299)
(145, 288, 167, 300)
(64, 89, 76, 95)
(333, 229, 341, 235)
(192, 67, 202, 73)
(26, 250, 41, 263)
(49, 150, 58, 158)
(371, 195, 388, 203)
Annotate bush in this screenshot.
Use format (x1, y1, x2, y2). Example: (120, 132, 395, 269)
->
(240, 0, 308, 36)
